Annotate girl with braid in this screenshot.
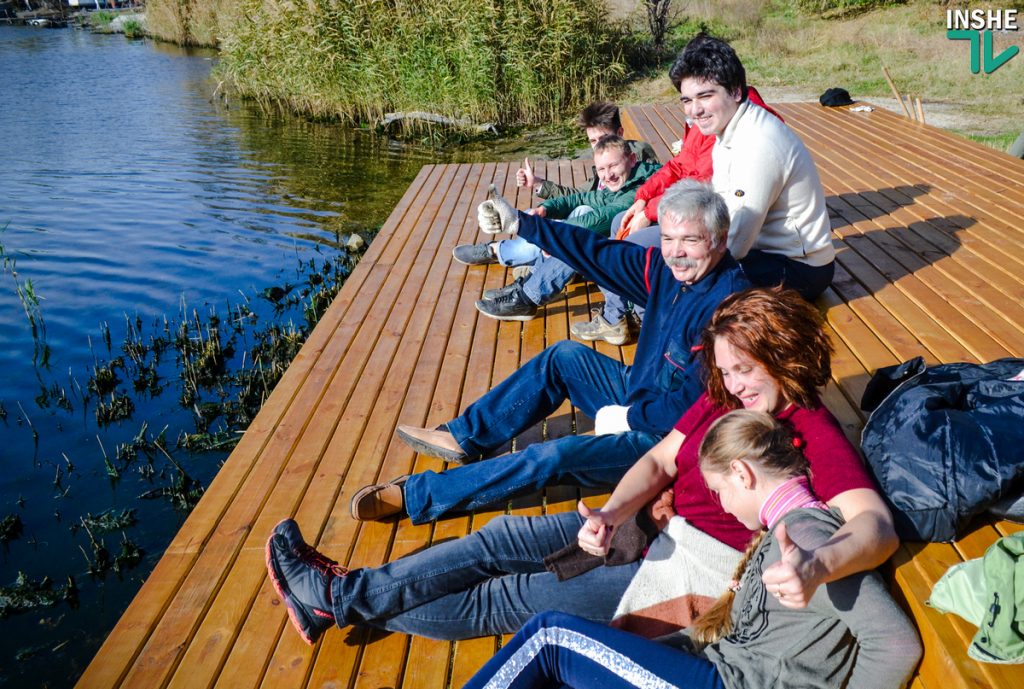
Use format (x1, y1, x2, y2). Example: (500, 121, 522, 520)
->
(462, 411, 921, 689)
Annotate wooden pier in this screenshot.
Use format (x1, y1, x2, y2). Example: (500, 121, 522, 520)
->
(77, 101, 1024, 688)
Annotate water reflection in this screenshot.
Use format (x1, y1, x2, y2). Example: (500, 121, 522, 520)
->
(0, 26, 463, 688)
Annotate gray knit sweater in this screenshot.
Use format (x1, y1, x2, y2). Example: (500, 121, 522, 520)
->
(704, 508, 922, 689)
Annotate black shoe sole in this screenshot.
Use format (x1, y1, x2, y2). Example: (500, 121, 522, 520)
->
(474, 300, 537, 321)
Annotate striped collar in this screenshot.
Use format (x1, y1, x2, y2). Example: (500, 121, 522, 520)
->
(759, 476, 828, 529)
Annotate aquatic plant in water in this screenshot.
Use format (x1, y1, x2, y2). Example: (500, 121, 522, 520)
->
(0, 572, 78, 619)
(0, 514, 23, 544)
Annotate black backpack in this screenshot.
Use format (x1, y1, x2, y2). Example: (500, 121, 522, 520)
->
(860, 357, 1024, 542)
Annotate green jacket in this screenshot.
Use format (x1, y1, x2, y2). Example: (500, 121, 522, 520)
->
(928, 532, 1024, 663)
(539, 158, 660, 235)
(536, 139, 660, 200)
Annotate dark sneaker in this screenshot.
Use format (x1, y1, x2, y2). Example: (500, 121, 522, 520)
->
(483, 277, 525, 301)
(570, 311, 632, 346)
(475, 283, 538, 321)
(453, 242, 497, 266)
(265, 519, 347, 645)
(350, 475, 409, 521)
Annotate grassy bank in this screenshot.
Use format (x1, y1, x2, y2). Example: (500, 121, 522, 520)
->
(623, 0, 1023, 145)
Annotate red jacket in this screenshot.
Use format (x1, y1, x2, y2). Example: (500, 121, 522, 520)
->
(637, 87, 782, 222)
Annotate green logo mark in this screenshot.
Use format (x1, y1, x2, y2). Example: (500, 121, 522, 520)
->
(947, 30, 1020, 74)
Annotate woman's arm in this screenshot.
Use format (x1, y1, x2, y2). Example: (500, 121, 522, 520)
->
(762, 488, 899, 607)
(577, 429, 684, 555)
(812, 569, 921, 689)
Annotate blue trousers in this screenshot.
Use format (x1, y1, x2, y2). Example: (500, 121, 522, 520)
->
(463, 611, 726, 689)
(330, 513, 641, 639)
(600, 223, 661, 323)
(739, 250, 835, 301)
(406, 341, 661, 524)
(493, 237, 577, 306)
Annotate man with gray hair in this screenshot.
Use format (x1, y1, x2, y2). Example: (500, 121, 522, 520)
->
(349, 180, 751, 523)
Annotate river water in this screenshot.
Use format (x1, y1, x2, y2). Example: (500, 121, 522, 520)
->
(0, 25, 572, 688)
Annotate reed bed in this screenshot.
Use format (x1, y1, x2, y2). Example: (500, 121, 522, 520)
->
(149, 0, 629, 126)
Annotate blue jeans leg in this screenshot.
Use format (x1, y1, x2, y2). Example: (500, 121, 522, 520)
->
(601, 225, 660, 323)
(447, 341, 630, 457)
(521, 254, 576, 305)
(404, 430, 660, 524)
(331, 512, 641, 639)
(495, 237, 544, 266)
(463, 611, 726, 689)
(739, 249, 835, 301)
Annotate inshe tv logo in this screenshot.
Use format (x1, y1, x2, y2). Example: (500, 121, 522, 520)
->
(946, 8, 1020, 74)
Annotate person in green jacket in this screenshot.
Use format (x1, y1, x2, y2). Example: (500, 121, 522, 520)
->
(517, 101, 660, 200)
(455, 136, 660, 321)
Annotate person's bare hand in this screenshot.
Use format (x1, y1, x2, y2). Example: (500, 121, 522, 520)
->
(533, 205, 547, 218)
(577, 500, 615, 557)
(645, 487, 675, 530)
(516, 157, 536, 188)
(615, 200, 647, 240)
(625, 208, 652, 236)
(761, 521, 824, 609)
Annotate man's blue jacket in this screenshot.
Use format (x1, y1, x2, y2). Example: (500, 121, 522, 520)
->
(517, 213, 751, 435)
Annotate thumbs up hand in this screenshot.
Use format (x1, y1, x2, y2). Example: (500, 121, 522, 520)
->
(477, 185, 520, 235)
(516, 157, 536, 189)
(760, 521, 820, 609)
(577, 500, 615, 557)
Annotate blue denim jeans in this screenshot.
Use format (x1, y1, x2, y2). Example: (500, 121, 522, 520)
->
(330, 512, 642, 639)
(739, 249, 835, 301)
(495, 206, 596, 305)
(409, 341, 660, 523)
(495, 236, 544, 266)
(463, 611, 726, 689)
(600, 224, 661, 323)
(493, 238, 576, 306)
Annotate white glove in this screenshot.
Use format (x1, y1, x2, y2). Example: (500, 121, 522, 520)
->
(594, 405, 631, 435)
(477, 184, 520, 235)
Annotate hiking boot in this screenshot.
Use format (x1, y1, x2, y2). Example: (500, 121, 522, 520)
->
(483, 277, 525, 301)
(265, 519, 347, 645)
(477, 185, 519, 235)
(453, 242, 497, 266)
(475, 283, 538, 321)
(511, 265, 532, 281)
(350, 475, 409, 521)
(570, 312, 632, 346)
(395, 425, 468, 463)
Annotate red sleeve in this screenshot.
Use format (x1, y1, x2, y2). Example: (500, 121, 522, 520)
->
(638, 126, 715, 221)
(673, 392, 715, 436)
(786, 405, 877, 503)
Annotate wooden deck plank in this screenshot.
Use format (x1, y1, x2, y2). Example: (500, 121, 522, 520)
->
(158, 162, 473, 689)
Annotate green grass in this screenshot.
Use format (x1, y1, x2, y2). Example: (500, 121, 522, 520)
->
(121, 18, 144, 40)
(958, 131, 1019, 153)
(624, 1, 1023, 146)
(89, 11, 116, 30)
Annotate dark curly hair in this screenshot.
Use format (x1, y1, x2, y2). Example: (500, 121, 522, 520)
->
(669, 33, 747, 101)
(701, 287, 832, 410)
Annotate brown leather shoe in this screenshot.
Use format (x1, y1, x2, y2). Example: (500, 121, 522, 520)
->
(349, 475, 408, 521)
(395, 425, 467, 463)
